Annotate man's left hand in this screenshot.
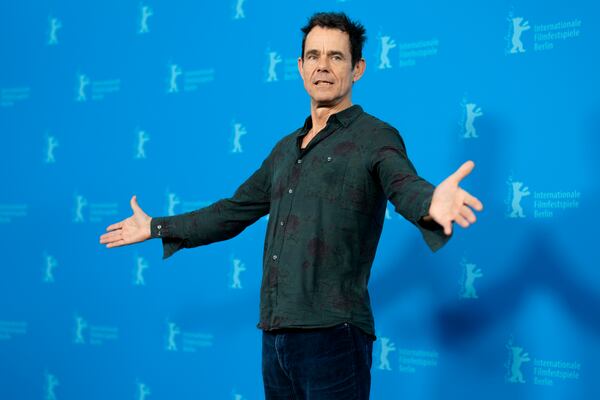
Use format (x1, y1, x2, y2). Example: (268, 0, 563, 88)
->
(426, 160, 483, 235)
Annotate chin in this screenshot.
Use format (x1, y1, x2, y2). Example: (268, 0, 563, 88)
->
(310, 92, 337, 103)
(314, 95, 334, 102)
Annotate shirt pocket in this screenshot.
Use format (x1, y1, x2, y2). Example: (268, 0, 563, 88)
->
(307, 153, 349, 203)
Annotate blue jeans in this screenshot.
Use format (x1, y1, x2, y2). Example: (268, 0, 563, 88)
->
(262, 322, 374, 399)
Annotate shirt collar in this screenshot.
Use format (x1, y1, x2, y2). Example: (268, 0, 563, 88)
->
(298, 104, 363, 135)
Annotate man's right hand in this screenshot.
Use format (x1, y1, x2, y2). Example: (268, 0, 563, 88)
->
(99, 195, 152, 248)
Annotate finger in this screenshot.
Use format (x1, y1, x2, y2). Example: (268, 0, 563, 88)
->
(106, 239, 127, 248)
(452, 160, 475, 183)
(460, 205, 477, 223)
(454, 213, 470, 228)
(106, 221, 123, 232)
(100, 231, 122, 244)
(100, 233, 123, 245)
(463, 191, 483, 211)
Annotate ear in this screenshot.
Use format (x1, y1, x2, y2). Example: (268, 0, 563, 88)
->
(297, 56, 304, 81)
(352, 58, 366, 83)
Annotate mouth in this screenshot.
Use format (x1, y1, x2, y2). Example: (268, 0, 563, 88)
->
(314, 80, 334, 86)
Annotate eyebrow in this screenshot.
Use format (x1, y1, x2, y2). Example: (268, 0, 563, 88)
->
(304, 49, 346, 58)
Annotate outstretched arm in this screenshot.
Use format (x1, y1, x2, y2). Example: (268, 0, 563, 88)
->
(99, 150, 273, 259)
(370, 127, 450, 251)
(150, 156, 272, 259)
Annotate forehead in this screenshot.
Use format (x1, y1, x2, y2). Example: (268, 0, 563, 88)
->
(304, 26, 351, 54)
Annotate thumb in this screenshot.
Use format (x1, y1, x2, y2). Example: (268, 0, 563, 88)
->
(130, 195, 142, 214)
(452, 160, 475, 183)
(442, 220, 452, 236)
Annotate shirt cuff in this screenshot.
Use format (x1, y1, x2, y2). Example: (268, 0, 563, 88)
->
(150, 216, 170, 238)
(416, 194, 453, 252)
(418, 194, 433, 220)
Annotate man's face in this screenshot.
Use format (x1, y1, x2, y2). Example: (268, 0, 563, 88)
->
(298, 26, 364, 107)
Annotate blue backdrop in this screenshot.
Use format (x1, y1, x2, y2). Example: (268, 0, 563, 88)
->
(1, 0, 598, 399)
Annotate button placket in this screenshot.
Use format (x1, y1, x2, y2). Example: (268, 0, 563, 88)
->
(270, 153, 303, 302)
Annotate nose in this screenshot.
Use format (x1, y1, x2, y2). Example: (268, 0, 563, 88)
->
(316, 55, 331, 71)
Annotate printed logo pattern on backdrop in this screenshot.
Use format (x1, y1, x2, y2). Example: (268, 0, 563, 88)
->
(0, 0, 595, 399)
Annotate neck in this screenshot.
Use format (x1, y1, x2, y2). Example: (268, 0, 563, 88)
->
(309, 97, 353, 133)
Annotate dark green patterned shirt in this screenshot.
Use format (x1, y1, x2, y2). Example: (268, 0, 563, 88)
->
(150, 104, 451, 340)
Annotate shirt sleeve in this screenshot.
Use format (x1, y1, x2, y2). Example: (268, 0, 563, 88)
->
(368, 126, 451, 252)
(150, 153, 272, 259)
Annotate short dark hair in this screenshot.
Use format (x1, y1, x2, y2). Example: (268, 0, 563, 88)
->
(300, 12, 367, 68)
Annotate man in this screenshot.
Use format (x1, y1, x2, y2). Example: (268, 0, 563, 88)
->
(100, 12, 483, 400)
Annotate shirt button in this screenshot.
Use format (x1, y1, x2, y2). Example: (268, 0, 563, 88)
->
(327, 156, 332, 162)
(279, 221, 284, 226)
(157, 225, 162, 229)
(297, 159, 302, 164)
(288, 188, 293, 194)
(272, 254, 278, 260)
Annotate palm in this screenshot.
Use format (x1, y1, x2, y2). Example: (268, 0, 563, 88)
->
(99, 195, 152, 248)
(428, 161, 483, 235)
